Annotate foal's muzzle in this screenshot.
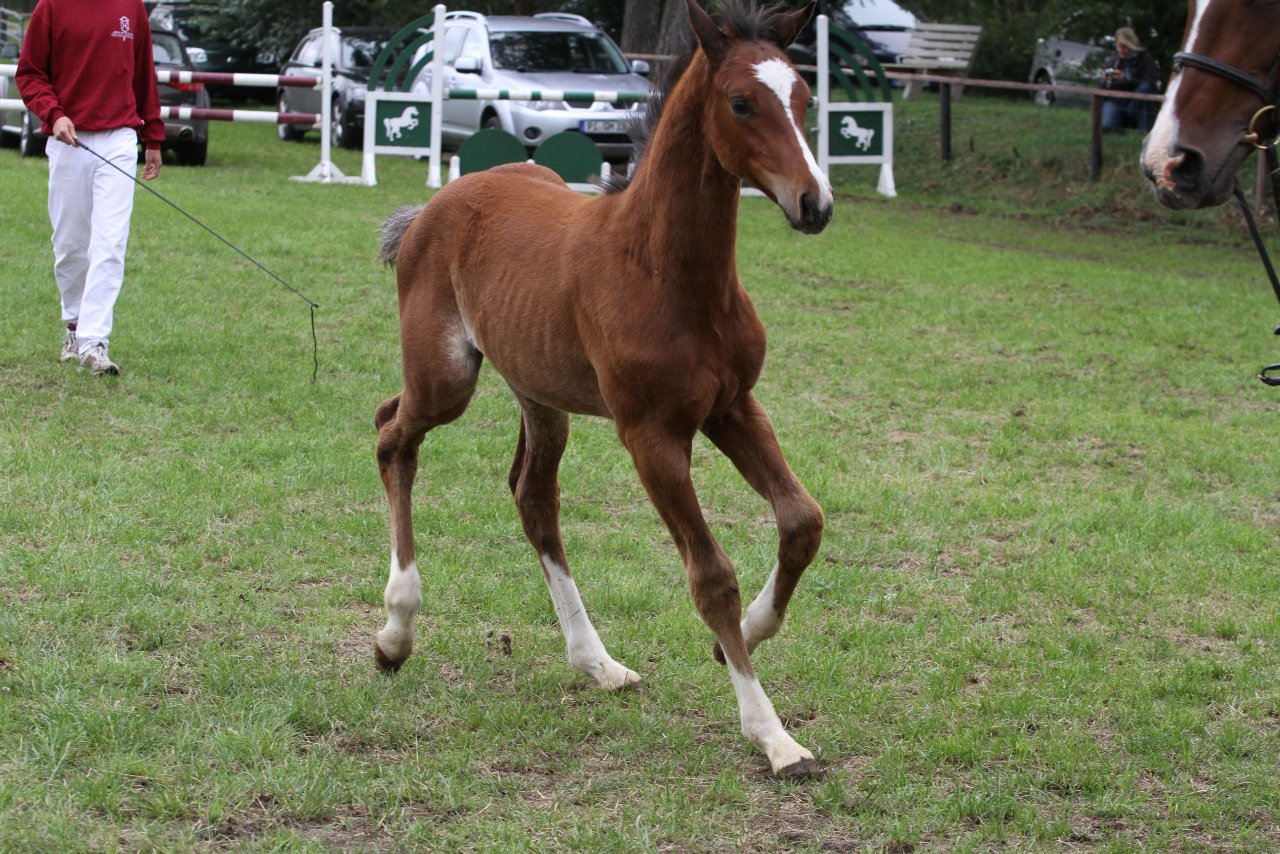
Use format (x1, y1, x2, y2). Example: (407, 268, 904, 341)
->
(793, 191, 832, 234)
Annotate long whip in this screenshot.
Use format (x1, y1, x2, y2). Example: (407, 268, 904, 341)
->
(75, 139, 320, 383)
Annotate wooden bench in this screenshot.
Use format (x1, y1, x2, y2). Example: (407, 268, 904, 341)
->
(885, 23, 982, 100)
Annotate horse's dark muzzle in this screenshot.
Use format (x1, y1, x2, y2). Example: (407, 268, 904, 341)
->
(797, 192, 832, 234)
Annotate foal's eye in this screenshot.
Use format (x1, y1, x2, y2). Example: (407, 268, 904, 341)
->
(729, 96, 751, 116)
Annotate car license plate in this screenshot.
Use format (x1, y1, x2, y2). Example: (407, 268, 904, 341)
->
(579, 119, 627, 134)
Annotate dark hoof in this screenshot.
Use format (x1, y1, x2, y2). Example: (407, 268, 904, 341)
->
(712, 641, 726, 665)
(374, 643, 403, 673)
(775, 757, 821, 779)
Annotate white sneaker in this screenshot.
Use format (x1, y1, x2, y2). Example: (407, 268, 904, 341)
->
(79, 342, 121, 376)
(59, 328, 78, 363)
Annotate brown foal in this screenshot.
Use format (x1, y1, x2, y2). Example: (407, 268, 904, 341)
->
(373, 0, 833, 776)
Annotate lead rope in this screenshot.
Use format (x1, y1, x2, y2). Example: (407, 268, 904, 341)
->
(77, 140, 320, 383)
(1232, 142, 1280, 385)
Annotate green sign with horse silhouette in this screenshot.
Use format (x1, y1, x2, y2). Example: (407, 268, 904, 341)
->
(828, 107, 886, 159)
(374, 100, 432, 149)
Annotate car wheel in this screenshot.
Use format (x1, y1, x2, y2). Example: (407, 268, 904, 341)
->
(176, 139, 208, 166)
(1032, 72, 1056, 107)
(482, 113, 503, 131)
(329, 100, 358, 149)
(277, 93, 304, 141)
(20, 110, 47, 158)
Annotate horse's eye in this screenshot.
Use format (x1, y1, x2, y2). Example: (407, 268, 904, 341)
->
(729, 96, 751, 116)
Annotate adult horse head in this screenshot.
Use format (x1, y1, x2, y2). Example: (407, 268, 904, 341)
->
(372, 1, 832, 777)
(1141, 0, 1280, 209)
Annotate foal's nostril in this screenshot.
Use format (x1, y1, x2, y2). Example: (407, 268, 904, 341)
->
(798, 192, 830, 233)
(800, 193, 817, 222)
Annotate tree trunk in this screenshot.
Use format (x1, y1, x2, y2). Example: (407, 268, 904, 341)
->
(655, 0, 704, 59)
(622, 0, 665, 53)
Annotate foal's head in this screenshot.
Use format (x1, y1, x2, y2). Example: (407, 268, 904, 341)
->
(1141, 0, 1280, 209)
(687, 0, 832, 233)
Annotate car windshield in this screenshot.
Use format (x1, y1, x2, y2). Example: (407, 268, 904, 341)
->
(488, 31, 628, 74)
(835, 0, 917, 29)
(152, 33, 186, 66)
(343, 36, 388, 69)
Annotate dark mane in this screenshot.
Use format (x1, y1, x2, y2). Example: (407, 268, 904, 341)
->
(600, 1, 799, 195)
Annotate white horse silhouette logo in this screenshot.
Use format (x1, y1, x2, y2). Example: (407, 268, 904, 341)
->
(839, 115, 875, 151)
(383, 106, 420, 141)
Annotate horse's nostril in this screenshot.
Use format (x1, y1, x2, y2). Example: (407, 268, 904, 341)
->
(1168, 144, 1205, 189)
(800, 193, 824, 226)
(796, 192, 831, 234)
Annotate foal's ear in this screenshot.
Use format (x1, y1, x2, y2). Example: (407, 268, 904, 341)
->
(771, 2, 816, 49)
(686, 0, 728, 64)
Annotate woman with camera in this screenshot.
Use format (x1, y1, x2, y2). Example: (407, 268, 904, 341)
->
(1101, 26, 1160, 133)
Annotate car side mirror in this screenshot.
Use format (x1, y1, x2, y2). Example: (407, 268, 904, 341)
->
(455, 56, 481, 73)
(631, 59, 650, 76)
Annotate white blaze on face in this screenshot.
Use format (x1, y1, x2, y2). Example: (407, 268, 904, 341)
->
(750, 57, 833, 207)
(1144, 0, 1209, 178)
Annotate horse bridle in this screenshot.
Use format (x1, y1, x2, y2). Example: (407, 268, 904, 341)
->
(1171, 49, 1280, 384)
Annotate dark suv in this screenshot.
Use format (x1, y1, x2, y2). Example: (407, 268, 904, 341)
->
(276, 26, 393, 150)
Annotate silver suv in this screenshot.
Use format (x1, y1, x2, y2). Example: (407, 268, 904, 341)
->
(413, 12, 654, 159)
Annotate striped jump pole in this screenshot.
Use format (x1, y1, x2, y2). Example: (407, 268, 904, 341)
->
(0, 100, 319, 127)
(160, 107, 320, 126)
(154, 70, 321, 90)
(2, 67, 321, 91)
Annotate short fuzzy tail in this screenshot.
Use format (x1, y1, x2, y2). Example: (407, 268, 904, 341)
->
(378, 204, 424, 267)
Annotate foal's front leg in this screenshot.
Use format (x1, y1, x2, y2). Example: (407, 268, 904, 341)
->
(701, 394, 823, 659)
(619, 418, 817, 777)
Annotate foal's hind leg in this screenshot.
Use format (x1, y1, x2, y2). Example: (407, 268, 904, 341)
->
(509, 397, 639, 690)
(374, 348, 481, 672)
(701, 394, 823, 660)
(619, 417, 816, 777)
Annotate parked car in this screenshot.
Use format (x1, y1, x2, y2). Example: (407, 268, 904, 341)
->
(1028, 28, 1111, 107)
(276, 26, 394, 150)
(411, 11, 655, 160)
(0, 6, 45, 156)
(787, 0, 921, 70)
(148, 2, 277, 101)
(0, 25, 210, 164)
(152, 27, 211, 165)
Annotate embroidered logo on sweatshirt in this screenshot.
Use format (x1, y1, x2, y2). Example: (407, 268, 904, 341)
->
(112, 17, 134, 42)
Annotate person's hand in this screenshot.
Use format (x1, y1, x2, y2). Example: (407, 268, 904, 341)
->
(141, 147, 162, 181)
(52, 115, 76, 146)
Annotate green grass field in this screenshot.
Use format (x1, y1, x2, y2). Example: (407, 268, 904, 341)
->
(3, 95, 1280, 852)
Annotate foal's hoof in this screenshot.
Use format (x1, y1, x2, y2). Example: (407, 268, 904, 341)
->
(774, 756, 821, 779)
(374, 642, 405, 673)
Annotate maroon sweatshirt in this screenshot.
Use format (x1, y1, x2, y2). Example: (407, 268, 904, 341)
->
(16, 0, 164, 149)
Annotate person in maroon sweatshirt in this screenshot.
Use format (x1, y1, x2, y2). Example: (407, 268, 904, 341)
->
(17, 0, 164, 376)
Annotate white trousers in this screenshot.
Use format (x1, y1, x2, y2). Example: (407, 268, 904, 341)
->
(47, 127, 138, 353)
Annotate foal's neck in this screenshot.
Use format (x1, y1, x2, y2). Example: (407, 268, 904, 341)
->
(620, 53, 741, 286)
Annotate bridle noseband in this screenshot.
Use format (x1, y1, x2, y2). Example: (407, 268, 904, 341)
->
(1171, 49, 1280, 384)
